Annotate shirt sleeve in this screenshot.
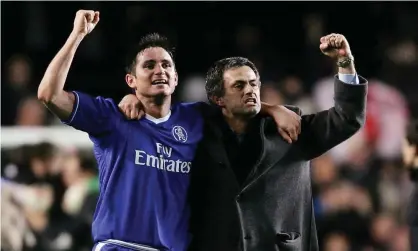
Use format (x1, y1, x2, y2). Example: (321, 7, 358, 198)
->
(60, 91, 119, 136)
(338, 73, 360, 85)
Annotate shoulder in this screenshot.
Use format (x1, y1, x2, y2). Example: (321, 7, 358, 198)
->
(180, 101, 220, 118)
(73, 91, 117, 107)
(175, 101, 206, 110)
(172, 101, 210, 116)
(73, 91, 122, 118)
(262, 105, 303, 133)
(261, 104, 303, 126)
(284, 105, 303, 116)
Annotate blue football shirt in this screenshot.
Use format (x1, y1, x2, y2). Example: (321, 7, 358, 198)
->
(61, 91, 204, 251)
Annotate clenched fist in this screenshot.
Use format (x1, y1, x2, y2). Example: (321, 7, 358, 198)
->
(73, 10, 100, 37)
(319, 33, 352, 59)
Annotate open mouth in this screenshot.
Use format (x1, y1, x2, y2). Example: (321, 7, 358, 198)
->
(244, 97, 257, 105)
(152, 79, 168, 85)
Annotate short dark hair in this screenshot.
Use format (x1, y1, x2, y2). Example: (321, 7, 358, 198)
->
(78, 150, 98, 175)
(205, 57, 260, 104)
(406, 119, 418, 145)
(125, 33, 175, 74)
(29, 142, 56, 162)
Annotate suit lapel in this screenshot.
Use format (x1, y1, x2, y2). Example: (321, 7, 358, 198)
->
(242, 118, 292, 191)
(202, 109, 293, 191)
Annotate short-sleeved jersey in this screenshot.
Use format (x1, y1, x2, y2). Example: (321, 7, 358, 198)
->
(61, 91, 204, 251)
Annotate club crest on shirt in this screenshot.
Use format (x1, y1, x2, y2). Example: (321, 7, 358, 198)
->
(172, 125, 188, 143)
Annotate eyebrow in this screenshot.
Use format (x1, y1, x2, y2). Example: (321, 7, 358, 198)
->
(143, 59, 172, 64)
(234, 79, 257, 84)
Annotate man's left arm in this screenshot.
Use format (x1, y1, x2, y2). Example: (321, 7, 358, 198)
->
(298, 33, 368, 159)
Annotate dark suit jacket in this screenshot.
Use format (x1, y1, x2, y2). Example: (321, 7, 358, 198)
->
(408, 169, 418, 250)
(188, 75, 368, 251)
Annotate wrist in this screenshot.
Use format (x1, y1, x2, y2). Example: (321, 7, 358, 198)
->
(338, 64, 356, 74)
(69, 31, 85, 44)
(337, 54, 356, 74)
(260, 102, 275, 116)
(65, 32, 85, 53)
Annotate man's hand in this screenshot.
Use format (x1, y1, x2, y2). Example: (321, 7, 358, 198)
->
(118, 94, 145, 120)
(320, 33, 356, 74)
(319, 33, 352, 59)
(73, 10, 100, 37)
(263, 104, 301, 143)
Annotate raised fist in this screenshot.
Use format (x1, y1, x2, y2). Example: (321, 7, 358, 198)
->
(319, 33, 352, 59)
(73, 10, 100, 37)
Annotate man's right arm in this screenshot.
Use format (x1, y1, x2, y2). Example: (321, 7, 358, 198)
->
(37, 10, 118, 137)
(37, 10, 99, 121)
(37, 31, 82, 121)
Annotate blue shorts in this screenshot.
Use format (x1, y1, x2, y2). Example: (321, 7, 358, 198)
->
(93, 241, 161, 251)
(94, 242, 130, 251)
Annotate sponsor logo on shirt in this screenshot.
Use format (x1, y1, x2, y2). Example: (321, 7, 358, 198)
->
(134, 143, 191, 173)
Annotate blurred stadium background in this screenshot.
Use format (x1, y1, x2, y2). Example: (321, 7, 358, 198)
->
(2, 2, 418, 251)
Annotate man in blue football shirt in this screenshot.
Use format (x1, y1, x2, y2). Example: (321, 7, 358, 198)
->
(38, 10, 205, 251)
(37, 10, 301, 251)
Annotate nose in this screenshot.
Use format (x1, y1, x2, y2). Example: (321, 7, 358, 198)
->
(244, 83, 255, 95)
(154, 63, 165, 75)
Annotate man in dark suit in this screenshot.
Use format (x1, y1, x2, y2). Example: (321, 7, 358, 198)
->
(403, 119, 418, 251)
(187, 33, 368, 251)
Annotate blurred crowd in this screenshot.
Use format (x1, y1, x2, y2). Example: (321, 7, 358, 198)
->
(1, 143, 97, 251)
(2, 2, 418, 251)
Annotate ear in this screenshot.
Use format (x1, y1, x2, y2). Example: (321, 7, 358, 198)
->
(211, 95, 225, 107)
(125, 74, 136, 89)
(174, 71, 179, 87)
